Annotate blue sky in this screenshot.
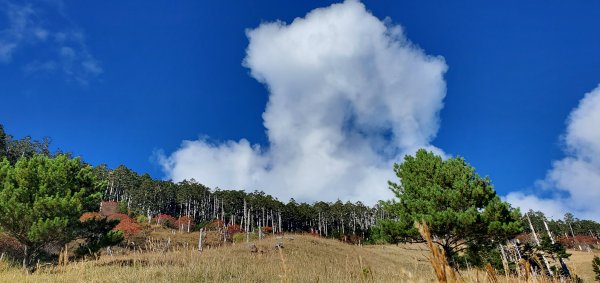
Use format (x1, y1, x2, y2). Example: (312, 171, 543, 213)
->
(2, 1, 600, 218)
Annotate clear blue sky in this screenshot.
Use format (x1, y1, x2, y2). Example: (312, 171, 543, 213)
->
(2, 0, 600, 205)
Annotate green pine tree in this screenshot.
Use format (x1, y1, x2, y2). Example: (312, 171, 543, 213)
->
(0, 124, 7, 160)
(379, 149, 522, 266)
(0, 154, 121, 272)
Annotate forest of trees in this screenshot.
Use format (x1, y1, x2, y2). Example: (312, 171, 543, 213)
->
(2, 123, 600, 243)
(93, 163, 384, 240)
(523, 210, 600, 246)
(0, 124, 385, 241)
(2, 123, 600, 276)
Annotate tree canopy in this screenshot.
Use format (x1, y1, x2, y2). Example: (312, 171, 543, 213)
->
(0, 154, 121, 271)
(376, 149, 522, 265)
(4, 123, 600, 275)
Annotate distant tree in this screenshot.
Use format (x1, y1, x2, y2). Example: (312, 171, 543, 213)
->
(0, 124, 7, 159)
(0, 154, 120, 272)
(5, 136, 51, 164)
(564, 212, 576, 224)
(539, 234, 570, 259)
(381, 149, 522, 266)
(0, 124, 52, 165)
(574, 219, 600, 235)
(369, 217, 406, 244)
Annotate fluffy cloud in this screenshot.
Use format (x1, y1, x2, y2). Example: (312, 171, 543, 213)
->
(0, 1, 102, 84)
(159, 0, 447, 204)
(506, 85, 600, 220)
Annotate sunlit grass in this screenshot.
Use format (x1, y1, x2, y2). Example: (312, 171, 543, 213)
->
(0, 231, 598, 282)
(0, 234, 435, 282)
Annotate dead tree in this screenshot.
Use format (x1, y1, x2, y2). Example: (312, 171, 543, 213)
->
(527, 213, 553, 276)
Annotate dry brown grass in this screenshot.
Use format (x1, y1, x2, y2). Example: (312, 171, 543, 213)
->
(0, 228, 598, 283)
(563, 250, 600, 281)
(0, 234, 436, 283)
(415, 222, 462, 282)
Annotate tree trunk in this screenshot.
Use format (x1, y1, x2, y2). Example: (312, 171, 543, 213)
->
(278, 211, 282, 234)
(22, 245, 37, 273)
(22, 245, 27, 271)
(198, 228, 204, 252)
(442, 244, 454, 267)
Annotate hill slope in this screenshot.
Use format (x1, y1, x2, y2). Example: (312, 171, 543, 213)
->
(1, 233, 599, 282)
(0, 234, 435, 282)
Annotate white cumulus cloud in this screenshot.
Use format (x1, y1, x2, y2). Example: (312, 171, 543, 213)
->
(158, 0, 447, 204)
(506, 84, 600, 220)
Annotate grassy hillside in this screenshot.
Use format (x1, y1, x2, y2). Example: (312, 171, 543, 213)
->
(0, 233, 436, 282)
(0, 231, 598, 282)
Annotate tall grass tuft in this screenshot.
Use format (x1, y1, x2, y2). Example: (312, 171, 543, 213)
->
(415, 221, 462, 283)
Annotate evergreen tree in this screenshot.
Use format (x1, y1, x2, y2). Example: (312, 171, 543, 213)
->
(76, 216, 123, 258)
(0, 154, 120, 272)
(0, 124, 7, 160)
(380, 149, 522, 266)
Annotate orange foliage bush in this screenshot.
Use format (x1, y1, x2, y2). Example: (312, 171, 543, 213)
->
(110, 213, 141, 236)
(79, 212, 103, 222)
(175, 216, 194, 231)
(81, 210, 142, 237)
(107, 213, 131, 221)
(153, 214, 177, 228)
(516, 233, 600, 249)
(557, 235, 600, 248)
(204, 219, 225, 231)
(515, 233, 530, 243)
(227, 224, 242, 234)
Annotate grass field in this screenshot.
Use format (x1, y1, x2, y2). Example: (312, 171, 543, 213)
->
(0, 231, 598, 282)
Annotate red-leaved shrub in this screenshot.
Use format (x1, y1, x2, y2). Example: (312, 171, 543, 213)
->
(80, 212, 103, 222)
(204, 219, 225, 231)
(153, 214, 177, 228)
(175, 216, 194, 231)
(557, 235, 600, 249)
(80, 210, 142, 237)
(227, 224, 242, 234)
(109, 213, 141, 236)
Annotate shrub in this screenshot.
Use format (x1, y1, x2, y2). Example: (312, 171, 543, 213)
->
(175, 216, 194, 231)
(80, 212, 103, 222)
(76, 217, 123, 258)
(227, 224, 242, 235)
(204, 219, 225, 231)
(153, 214, 177, 229)
(232, 232, 245, 243)
(593, 256, 600, 281)
(108, 213, 142, 237)
(117, 201, 129, 215)
(135, 214, 148, 224)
